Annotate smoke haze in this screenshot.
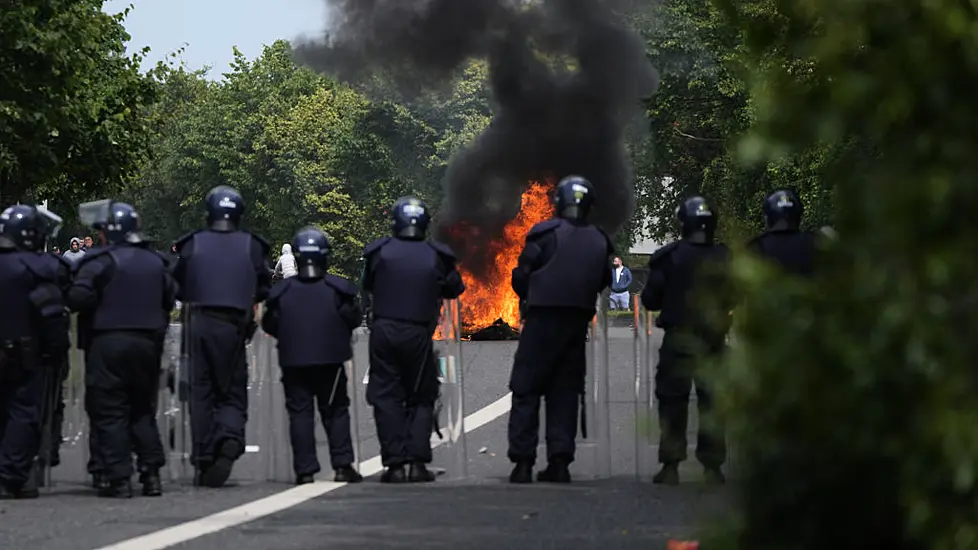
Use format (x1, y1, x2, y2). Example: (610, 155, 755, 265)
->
(294, 0, 658, 265)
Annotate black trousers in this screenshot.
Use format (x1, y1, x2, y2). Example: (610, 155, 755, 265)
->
(282, 365, 355, 475)
(507, 308, 592, 464)
(186, 311, 248, 466)
(655, 330, 726, 467)
(86, 331, 165, 481)
(0, 364, 44, 487)
(366, 318, 439, 467)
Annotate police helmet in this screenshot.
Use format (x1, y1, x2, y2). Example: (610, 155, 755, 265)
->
(676, 196, 717, 243)
(0, 204, 43, 251)
(554, 175, 595, 221)
(763, 189, 803, 230)
(104, 202, 144, 244)
(205, 185, 245, 231)
(292, 226, 330, 273)
(391, 196, 430, 239)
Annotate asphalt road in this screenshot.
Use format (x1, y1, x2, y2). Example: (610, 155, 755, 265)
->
(0, 325, 730, 550)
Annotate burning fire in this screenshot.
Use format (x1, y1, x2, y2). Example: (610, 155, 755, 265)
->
(435, 180, 555, 338)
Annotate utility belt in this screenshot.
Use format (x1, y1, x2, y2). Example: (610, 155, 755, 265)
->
(196, 306, 249, 325)
(0, 338, 39, 382)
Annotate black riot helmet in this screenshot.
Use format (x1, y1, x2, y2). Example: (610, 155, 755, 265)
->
(554, 175, 595, 221)
(0, 204, 43, 251)
(390, 196, 430, 240)
(78, 200, 145, 245)
(205, 185, 245, 232)
(292, 226, 330, 279)
(676, 196, 717, 244)
(763, 189, 803, 231)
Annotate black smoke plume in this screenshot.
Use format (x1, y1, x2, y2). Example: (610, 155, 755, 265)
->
(295, 0, 658, 272)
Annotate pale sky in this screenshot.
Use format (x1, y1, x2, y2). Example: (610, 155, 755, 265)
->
(103, 0, 328, 77)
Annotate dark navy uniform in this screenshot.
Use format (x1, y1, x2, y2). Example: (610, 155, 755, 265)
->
(68, 201, 175, 498)
(0, 205, 70, 499)
(506, 176, 612, 484)
(172, 186, 270, 488)
(261, 227, 363, 485)
(748, 189, 817, 277)
(641, 196, 732, 485)
(32, 252, 71, 471)
(363, 197, 465, 483)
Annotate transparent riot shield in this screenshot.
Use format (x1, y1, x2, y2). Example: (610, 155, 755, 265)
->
(160, 321, 188, 483)
(344, 357, 362, 472)
(633, 294, 658, 480)
(50, 314, 91, 486)
(249, 329, 292, 484)
(432, 298, 467, 480)
(574, 291, 612, 480)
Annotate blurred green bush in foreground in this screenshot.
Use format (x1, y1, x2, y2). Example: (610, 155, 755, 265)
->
(702, 0, 978, 548)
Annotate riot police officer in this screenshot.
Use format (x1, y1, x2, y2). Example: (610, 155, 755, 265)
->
(506, 176, 613, 484)
(66, 201, 176, 498)
(362, 197, 465, 483)
(641, 196, 733, 485)
(747, 189, 817, 276)
(261, 227, 363, 485)
(0, 205, 71, 499)
(173, 186, 271, 488)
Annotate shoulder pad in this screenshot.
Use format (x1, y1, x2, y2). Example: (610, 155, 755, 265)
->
(266, 279, 291, 302)
(75, 247, 114, 268)
(362, 237, 391, 257)
(174, 230, 202, 249)
(647, 241, 680, 268)
(427, 240, 457, 260)
(527, 219, 561, 238)
(325, 274, 358, 297)
(247, 231, 270, 253)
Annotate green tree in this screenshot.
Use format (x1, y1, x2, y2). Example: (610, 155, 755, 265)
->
(0, 1, 158, 206)
(707, 0, 978, 548)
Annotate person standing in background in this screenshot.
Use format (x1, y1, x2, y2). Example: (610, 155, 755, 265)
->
(273, 243, 298, 281)
(83, 236, 94, 251)
(62, 238, 86, 264)
(609, 256, 632, 310)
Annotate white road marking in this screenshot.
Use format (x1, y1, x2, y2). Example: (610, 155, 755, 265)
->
(94, 393, 513, 550)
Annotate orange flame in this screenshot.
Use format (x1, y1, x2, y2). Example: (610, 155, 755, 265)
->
(434, 181, 555, 339)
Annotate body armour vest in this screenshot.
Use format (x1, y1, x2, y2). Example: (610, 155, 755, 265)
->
(750, 230, 815, 277)
(370, 238, 442, 324)
(275, 276, 354, 367)
(92, 246, 168, 332)
(657, 241, 731, 330)
(527, 220, 610, 310)
(0, 252, 39, 342)
(183, 231, 257, 311)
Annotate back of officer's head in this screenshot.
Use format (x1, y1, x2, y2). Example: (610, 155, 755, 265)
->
(390, 196, 429, 240)
(100, 202, 145, 245)
(763, 189, 803, 231)
(292, 226, 329, 279)
(554, 175, 595, 222)
(0, 204, 42, 251)
(677, 196, 717, 244)
(205, 185, 245, 232)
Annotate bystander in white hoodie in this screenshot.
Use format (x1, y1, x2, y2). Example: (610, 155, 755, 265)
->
(273, 243, 298, 279)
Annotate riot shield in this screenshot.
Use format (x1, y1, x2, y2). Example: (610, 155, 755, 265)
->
(345, 357, 362, 473)
(250, 328, 292, 484)
(162, 320, 191, 483)
(633, 294, 658, 480)
(50, 314, 91, 486)
(574, 290, 612, 480)
(431, 298, 467, 480)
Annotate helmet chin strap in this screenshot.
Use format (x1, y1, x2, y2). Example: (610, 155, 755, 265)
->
(396, 226, 425, 239)
(298, 264, 325, 279)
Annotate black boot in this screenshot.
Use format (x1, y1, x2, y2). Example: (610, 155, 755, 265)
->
(704, 466, 725, 485)
(295, 474, 315, 485)
(537, 457, 571, 483)
(90, 473, 103, 488)
(653, 463, 680, 485)
(408, 462, 436, 483)
(0, 478, 36, 500)
(379, 464, 408, 483)
(333, 466, 363, 483)
(97, 478, 133, 498)
(18, 468, 39, 499)
(140, 471, 163, 497)
(509, 462, 534, 484)
(200, 439, 243, 488)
